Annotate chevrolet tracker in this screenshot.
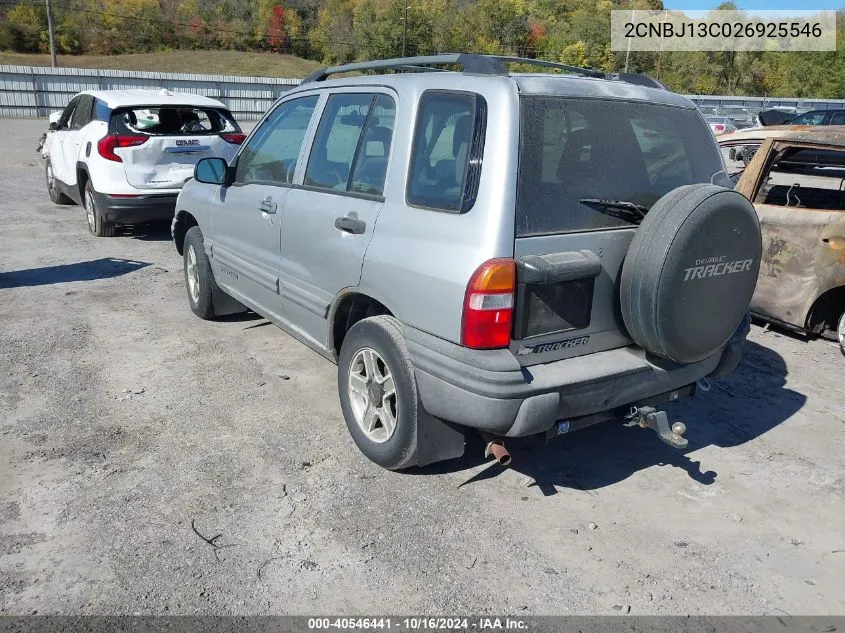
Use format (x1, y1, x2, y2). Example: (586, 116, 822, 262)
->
(171, 54, 763, 469)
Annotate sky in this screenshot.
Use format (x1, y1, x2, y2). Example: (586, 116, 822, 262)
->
(663, 0, 842, 9)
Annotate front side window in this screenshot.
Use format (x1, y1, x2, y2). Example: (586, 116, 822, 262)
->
(348, 94, 396, 196)
(516, 97, 727, 236)
(753, 145, 845, 211)
(234, 95, 319, 186)
(59, 97, 79, 129)
(407, 91, 485, 212)
(69, 95, 93, 130)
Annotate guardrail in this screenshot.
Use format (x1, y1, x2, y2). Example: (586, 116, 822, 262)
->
(688, 95, 845, 110)
(3, 65, 845, 121)
(0, 65, 300, 120)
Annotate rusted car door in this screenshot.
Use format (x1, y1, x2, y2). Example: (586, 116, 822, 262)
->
(736, 138, 845, 332)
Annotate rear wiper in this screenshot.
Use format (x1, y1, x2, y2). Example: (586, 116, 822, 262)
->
(578, 198, 649, 224)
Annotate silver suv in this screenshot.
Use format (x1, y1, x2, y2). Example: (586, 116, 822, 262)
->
(172, 54, 763, 470)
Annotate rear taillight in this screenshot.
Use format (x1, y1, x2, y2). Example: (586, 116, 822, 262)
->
(714, 124, 725, 132)
(220, 132, 246, 145)
(461, 258, 516, 349)
(97, 134, 148, 162)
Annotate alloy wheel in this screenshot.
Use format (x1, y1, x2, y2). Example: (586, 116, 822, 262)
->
(85, 190, 96, 232)
(347, 347, 398, 443)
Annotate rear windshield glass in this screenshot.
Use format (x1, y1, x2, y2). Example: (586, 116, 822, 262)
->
(517, 97, 728, 236)
(110, 106, 240, 136)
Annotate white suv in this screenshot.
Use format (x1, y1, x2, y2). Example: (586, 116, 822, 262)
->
(41, 89, 244, 236)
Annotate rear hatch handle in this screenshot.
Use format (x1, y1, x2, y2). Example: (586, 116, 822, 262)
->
(517, 250, 602, 284)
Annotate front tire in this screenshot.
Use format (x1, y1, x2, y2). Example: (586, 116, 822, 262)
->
(183, 226, 219, 320)
(84, 181, 115, 237)
(838, 311, 845, 357)
(337, 316, 419, 470)
(46, 160, 72, 205)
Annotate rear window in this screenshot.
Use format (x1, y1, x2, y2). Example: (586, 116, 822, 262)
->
(110, 106, 240, 136)
(516, 97, 728, 236)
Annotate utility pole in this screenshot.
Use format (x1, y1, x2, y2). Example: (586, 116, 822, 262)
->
(402, 4, 409, 57)
(655, 10, 666, 79)
(623, 1, 634, 73)
(45, 0, 57, 67)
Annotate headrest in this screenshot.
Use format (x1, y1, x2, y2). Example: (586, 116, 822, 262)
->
(158, 108, 179, 126)
(365, 125, 392, 154)
(452, 115, 472, 157)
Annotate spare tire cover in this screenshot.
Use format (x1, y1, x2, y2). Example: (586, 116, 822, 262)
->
(620, 184, 762, 364)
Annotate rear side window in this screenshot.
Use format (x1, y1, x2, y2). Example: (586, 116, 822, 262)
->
(407, 91, 486, 212)
(830, 112, 845, 125)
(304, 93, 396, 196)
(516, 97, 727, 236)
(305, 94, 371, 191)
(93, 99, 111, 123)
(110, 106, 240, 136)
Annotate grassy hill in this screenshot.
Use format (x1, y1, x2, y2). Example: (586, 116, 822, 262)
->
(0, 50, 322, 78)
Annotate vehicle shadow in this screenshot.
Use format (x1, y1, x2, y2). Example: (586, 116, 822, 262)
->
(750, 316, 814, 344)
(0, 257, 150, 289)
(120, 221, 173, 242)
(411, 340, 806, 495)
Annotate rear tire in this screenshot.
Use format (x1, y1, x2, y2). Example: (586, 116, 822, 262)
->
(337, 316, 419, 470)
(46, 160, 72, 205)
(84, 181, 116, 237)
(183, 226, 218, 320)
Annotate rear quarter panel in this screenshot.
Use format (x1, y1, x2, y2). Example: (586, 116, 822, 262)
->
(357, 78, 519, 343)
(753, 205, 845, 327)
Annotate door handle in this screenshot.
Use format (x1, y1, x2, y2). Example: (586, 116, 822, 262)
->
(334, 216, 366, 234)
(258, 198, 277, 214)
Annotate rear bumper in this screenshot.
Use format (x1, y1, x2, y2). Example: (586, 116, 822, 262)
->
(406, 317, 749, 437)
(94, 191, 177, 224)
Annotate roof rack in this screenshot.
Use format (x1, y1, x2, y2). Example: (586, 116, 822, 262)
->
(300, 53, 666, 90)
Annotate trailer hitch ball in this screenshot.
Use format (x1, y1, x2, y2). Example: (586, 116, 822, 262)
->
(625, 406, 689, 449)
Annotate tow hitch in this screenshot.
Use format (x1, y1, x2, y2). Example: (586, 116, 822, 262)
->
(623, 406, 688, 449)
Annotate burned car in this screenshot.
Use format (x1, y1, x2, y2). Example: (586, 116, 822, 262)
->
(719, 125, 845, 184)
(732, 129, 845, 354)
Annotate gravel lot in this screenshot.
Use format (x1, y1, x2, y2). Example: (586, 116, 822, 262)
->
(1, 118, 844, 616)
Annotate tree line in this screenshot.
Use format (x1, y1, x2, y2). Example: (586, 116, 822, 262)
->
(2, 0, 844, 98)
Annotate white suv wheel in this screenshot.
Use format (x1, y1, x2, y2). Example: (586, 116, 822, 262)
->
(85, 189, 96, 232)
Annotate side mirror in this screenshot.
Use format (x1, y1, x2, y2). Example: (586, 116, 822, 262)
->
(49, 121, 59, 131)
(48, 111, 62, 128)
(195, 157, 229, 185)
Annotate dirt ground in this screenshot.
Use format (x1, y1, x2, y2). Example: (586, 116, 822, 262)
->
(1, 118, 844, 617)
